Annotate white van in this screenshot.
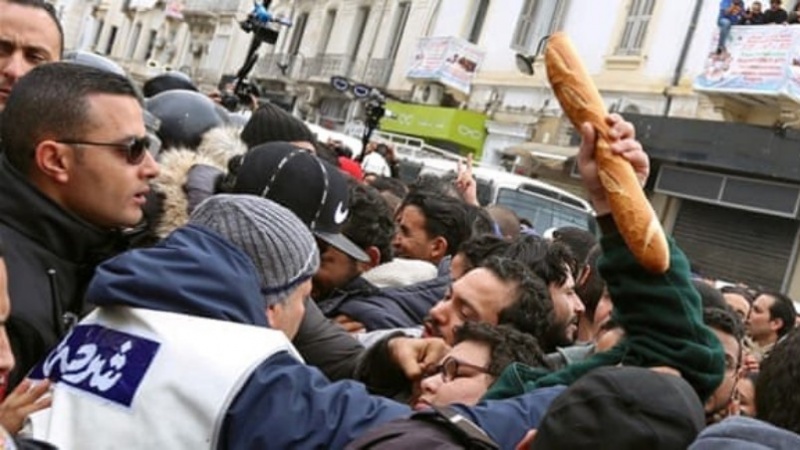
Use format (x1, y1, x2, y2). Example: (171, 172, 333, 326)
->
(399, 156, 597, 235)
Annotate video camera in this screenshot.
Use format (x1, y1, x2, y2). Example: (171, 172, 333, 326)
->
(225, 0, 291, 111)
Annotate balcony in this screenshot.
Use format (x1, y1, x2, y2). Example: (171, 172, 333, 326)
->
(304, 54, 354, 81)
(182, 0, 239, 14)
(694, 25, 800, 114)
(255, 53, 307, 81)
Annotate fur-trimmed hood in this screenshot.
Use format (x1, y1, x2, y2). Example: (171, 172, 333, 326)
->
(152, 126, 247, 238)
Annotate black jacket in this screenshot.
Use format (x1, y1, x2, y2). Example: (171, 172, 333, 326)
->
(0, 157, 126, 387)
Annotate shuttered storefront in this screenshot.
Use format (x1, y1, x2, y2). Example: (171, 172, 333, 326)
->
(672, 200, 798, 290)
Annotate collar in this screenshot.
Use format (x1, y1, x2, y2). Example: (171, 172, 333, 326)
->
(0, 156, 127, 264)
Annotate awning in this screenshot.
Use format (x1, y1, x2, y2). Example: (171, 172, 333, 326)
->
(504, 142, 578, 169)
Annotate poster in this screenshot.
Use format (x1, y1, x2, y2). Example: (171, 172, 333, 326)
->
(406, 36, 485, 94)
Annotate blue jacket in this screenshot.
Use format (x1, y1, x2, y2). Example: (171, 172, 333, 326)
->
(690, 416, 800, 450)
(86, 225, 563, 449)
(317, 275, 449, 330)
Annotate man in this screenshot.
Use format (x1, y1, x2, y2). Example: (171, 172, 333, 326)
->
(763, 0, 788, 23)
(484, 114, 724, 405)
(27, 195, 574, 450)
(747, 291, 796, 359)
(0, 0, 62, 112)
(740, 0, 766, 24)
(717, 0, 745, 54)
(703, 307, 745, 424)
(0, 63, 160, 386)
(392, 190, 474, 267)
(413, 322, 545, 409)
(314, 183, 443, 331)
(505, 235, 585, 353)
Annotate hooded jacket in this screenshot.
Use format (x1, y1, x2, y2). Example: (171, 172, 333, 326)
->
(689, 416, 800, 450)
(0, 156, 126, 388)
(33, 225, 566, 449)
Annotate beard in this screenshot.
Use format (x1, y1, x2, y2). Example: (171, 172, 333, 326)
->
(541, 317, 578, 353)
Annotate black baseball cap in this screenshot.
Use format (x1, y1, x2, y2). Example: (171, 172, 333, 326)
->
(233, 142, 369, 262)
(530, 366, 705, 450)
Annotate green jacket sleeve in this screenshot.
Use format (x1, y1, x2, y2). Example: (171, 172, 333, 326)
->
(484, 216, 724, 401)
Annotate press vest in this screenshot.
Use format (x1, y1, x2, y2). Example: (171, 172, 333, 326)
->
(27, 306, 300, 450)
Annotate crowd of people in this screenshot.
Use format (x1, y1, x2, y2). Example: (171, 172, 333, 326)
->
(718, 0, 800, 53)
(2, 0, 800, 448)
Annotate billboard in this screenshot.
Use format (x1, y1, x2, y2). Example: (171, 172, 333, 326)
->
(380, 102, 486, 154)
(406, 36, 485, 95)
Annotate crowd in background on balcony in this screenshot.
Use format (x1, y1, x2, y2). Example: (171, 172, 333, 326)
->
(718, 0, 800, 54)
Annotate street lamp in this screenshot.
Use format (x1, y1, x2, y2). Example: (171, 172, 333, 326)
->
(514, 35, 550, 76)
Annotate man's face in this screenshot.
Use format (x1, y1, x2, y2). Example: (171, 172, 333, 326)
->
(771, 0, 780, 10)
(58, 94, 160, 229)
(312, 241, 361, 300)
(393, 205, 439, 264)
(724, 293, 751, 322)
(545, 266, 584, 348)
(747, 294, 778, 343)
(0, 259, 14, 398)
(414, 340, 492, 409)
(423, 268, 516, 345)
(705, 328, 741, 418)
(753, 1, 762, 13)
(267, 278, 309, 340)
(0, 1, 61, 110)
(593, 288, 613, 327)
(737, 377, 756, 417)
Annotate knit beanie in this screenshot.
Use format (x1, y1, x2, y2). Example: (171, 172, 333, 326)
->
(240, 101, 316, 148)
(190, 194, 320, 305)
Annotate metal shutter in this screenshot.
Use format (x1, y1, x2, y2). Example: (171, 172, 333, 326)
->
(672, 201, 798, 290)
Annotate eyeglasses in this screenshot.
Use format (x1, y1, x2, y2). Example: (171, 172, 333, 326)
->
(426, 356, 490, 383)
(56, 136, 151, 165)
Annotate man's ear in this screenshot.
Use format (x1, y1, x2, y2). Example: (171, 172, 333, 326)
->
(430, 236, 448, 261)
(361, 246, 381, 270)
(577, 265, 591, 288)
(265, 303, 279, 328)
(769, 316, 784, 333)
(34, 141, 72, 184)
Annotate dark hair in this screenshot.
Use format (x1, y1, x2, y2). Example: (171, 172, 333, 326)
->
(693, 280, 728, 311)
(720, 285, 755, 304)
(409, 174, 461, 200)
(552, 227, 597, 268)
(368, 176, 409, 199)
(7, 0, 64, 56)
(1, 63, 141, 174)
(762, 291, 797, 338)
(703, 307, 746, 342)
(399, 190, 473, 257)
(505, 235, 574, 288)
(465, 204, 494, 237)
(485, 205, 520, 239)
(456, 234, 510, 273)
(454, 322, 546, 377)
(313, 142, 340, 166)
(756, 328, 800, 433)
(575, 245, 605, 320)
(342, 184, 395, 264)
(480, 257, 552, 342)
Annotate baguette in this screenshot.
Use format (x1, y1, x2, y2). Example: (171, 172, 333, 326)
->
(544, 32, 670, 273)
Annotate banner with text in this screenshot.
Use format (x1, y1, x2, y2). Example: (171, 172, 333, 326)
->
(695, 26, 800, 102)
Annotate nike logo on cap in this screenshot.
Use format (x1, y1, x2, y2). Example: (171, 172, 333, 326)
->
(334, 202, 349, 224)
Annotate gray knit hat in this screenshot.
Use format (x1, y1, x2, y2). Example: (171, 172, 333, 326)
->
(189, 194, 320, 305)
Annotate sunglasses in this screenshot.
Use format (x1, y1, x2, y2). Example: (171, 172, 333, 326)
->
(57, 136, 152, 165)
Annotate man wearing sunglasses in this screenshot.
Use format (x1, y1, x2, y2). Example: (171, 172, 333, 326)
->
(0, 62, 159, 389)
(0, 0, 63, 113)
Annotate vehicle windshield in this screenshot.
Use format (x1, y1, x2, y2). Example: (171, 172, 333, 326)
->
(495, 188, 596, 234)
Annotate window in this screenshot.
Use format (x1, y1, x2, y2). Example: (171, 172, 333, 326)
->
(349, 6, 371, 59)
(615, 0, 656, 56)
(386, 2, 411, 61)
(288, 12, 309, 56)
(511, 0, 569, 52)
(127, 23, 142, 59)
(467, 0, 490, 44)
(317, 9, 337, 55)
(105, 26, 118, 55)
(93, 20, 104, 50)
(144, 29, 157, 61)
